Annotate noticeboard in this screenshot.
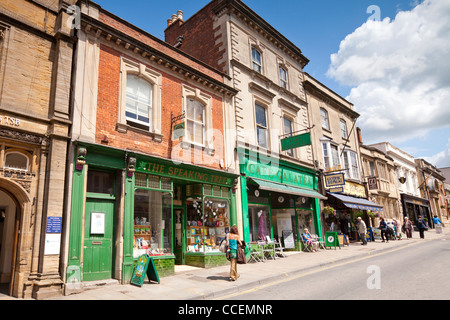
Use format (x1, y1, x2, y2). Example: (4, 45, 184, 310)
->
(131, 254, 160, 287)
(282, 230, 295, 249)
(324, 231, 340, 250)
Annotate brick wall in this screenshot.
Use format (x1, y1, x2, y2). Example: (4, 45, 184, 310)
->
(96, 44, 225, 171)
(164, 0, 225, 72)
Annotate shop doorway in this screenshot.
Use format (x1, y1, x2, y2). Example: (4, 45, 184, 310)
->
(83, 170, 116, 282)
(0, 189, 19, 297)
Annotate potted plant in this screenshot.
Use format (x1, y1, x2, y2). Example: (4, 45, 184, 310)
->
(322, 206, 336, 217)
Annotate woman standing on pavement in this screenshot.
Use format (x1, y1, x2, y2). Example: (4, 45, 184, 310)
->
(227, 225, 242, 281)
(402, 216, 413, 239)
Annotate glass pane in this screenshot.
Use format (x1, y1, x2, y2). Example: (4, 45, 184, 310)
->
(134, 189, 172, 257)
(186, 120, 194, 142)
(257, 127, 267, 148)
(193, 123, 204, 144)
(283, 117, 292, 135)
(4, 153, 28, 170)
(331, 145, 340, 167)
(87, 170, 114, 194)
(248, 205, 271, 242)
(255, 104, 266, 127)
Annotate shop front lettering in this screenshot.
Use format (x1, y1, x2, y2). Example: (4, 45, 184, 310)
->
(0, 115, 21, 127)
(246, 162, 313, 188)
(142, 161, 231, 186)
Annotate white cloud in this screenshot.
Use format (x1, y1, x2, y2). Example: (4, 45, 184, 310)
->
(423, 138, 450, 168)
(327, 0, 450, 144)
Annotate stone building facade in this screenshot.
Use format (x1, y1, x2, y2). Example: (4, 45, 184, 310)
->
(164, 0, 327, 249)
(0, 0, 76, 298)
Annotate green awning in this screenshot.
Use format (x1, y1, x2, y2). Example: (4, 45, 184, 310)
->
(251, 178, 327, 200)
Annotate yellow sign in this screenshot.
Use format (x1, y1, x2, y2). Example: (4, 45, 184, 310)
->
(343, 181, 366, 198)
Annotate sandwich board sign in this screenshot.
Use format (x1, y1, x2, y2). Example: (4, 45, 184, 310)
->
(131, 254, 160, 287)
(325, 231, 340, 250)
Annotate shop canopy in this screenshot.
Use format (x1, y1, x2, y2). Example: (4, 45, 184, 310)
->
(251, 178, 327, 200)
(327, 193, 383, 212)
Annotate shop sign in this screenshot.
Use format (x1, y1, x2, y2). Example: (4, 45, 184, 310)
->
(244, 158, 314, 190)
(367, 177, 378, 190)
(137, 160, 234, 187)
(324, 172, 345, 188)
(0, 115, 21, 127)
(173, 122, 185, 139)
(343, 181, 366, 198)
(131, 254, 160, 287)
(280, 132, 311, 151)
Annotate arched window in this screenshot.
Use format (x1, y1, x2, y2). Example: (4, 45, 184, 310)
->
(126, 74, 153, 130)
(4, 151, 29, 171)
(320, 108, 330, 130)
(251, 47, 263, 73)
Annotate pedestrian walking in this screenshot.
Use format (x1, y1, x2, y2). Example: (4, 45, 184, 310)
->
(402, 216, 413, 239)
(433, 215, 443, 234)
(416, 215, 426, 239)
(227, 225, 242, 281)
(356, 217, 367, 245)
(379, 217, 389, 242)
(393, 218, 402, 240)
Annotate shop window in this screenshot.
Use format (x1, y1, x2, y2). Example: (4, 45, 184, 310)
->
(255, 102, 268, 148)
(186, 197, 229, 253)
(248, 204, 271, 242)
(86, 170, 114, 194)
(4, 151, 29, 171)
(297, 209, 316, 237)
(126, 74, 153, 130)
(134, 189, 172, 257)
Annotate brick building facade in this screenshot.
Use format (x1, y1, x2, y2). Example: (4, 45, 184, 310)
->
(63, 0, 237, 295)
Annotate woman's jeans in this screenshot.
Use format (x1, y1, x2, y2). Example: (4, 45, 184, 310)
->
(381, 230, 389, 242)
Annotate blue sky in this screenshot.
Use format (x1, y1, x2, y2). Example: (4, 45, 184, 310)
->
(92, 0, 450, 168)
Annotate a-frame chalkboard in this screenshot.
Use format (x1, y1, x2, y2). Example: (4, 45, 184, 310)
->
(131, 254, 160, 287)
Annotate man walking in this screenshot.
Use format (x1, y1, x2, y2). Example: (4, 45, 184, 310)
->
(356, 217, 367, 245)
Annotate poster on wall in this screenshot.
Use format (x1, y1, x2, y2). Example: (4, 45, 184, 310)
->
(90, 212, 105, 235)
(44, 233, 61, 255)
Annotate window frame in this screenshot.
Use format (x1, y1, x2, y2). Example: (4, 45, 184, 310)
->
(279, 65, 289, 89)
(282, 116, 295, 157)
(321, 140, 340, 171)
(4, 151, 30, 171)
(340, 119, 348, 139)
(342, 149, 360, 180)
(125, 74, 153, 130)
(251, 47, 263, 74)
(320, 108, 330, 130)
(185, 97, 206, 146)
(255, 102, 269, 149)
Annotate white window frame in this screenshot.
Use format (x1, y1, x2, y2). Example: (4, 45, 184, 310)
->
(340, 119, 348, 139)
(279, 65, 289, 89)
(320, 108, 330, 130)
(342, 149, 360, 180)
(181, 85, 214, 150)
(251, 47, 263, 74)
(119, 57, 162, 135)
(185, 98, 206, 146)
(282, 116, 295, 157)
(255, 102, 269, 149)
(125, 74, 153, 129)
(321, 140, 340, 171)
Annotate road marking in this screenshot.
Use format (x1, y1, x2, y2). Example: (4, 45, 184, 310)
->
(215, 241, 423, 300)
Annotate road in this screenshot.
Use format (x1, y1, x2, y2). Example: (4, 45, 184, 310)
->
(220, 238, 450, 300)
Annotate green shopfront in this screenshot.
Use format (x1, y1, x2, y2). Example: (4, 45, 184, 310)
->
(66, 143, 238, 288)
(239, 149, 326, 251)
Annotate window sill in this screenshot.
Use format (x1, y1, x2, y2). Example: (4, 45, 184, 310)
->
(116, 123, 163, 143)
(180, 141, 215, 156)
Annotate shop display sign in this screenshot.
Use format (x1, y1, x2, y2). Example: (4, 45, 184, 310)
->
(131, 254, 160, 287)
(280, 132, 311, 151)
(245, 158, 314, 189)
(367, 177, 378, 190)
(325, 231, 340, 250)
(90, 212, 105, 235)
(324, 172, 345, 188)
(282, 230, 295, 249)
(137, 159, 234, 187)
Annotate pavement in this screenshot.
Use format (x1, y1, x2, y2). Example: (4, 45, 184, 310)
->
(36, 227, 447, 301)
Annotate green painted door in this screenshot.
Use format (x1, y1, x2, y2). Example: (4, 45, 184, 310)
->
(83, 198, 115, 281)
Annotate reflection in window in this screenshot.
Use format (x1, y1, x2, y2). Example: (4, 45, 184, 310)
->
(133, 189, 172, 257)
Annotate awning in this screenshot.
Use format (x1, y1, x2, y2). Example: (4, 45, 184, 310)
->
(327, 193, 383, 211)
(251, 178, 327, 200)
